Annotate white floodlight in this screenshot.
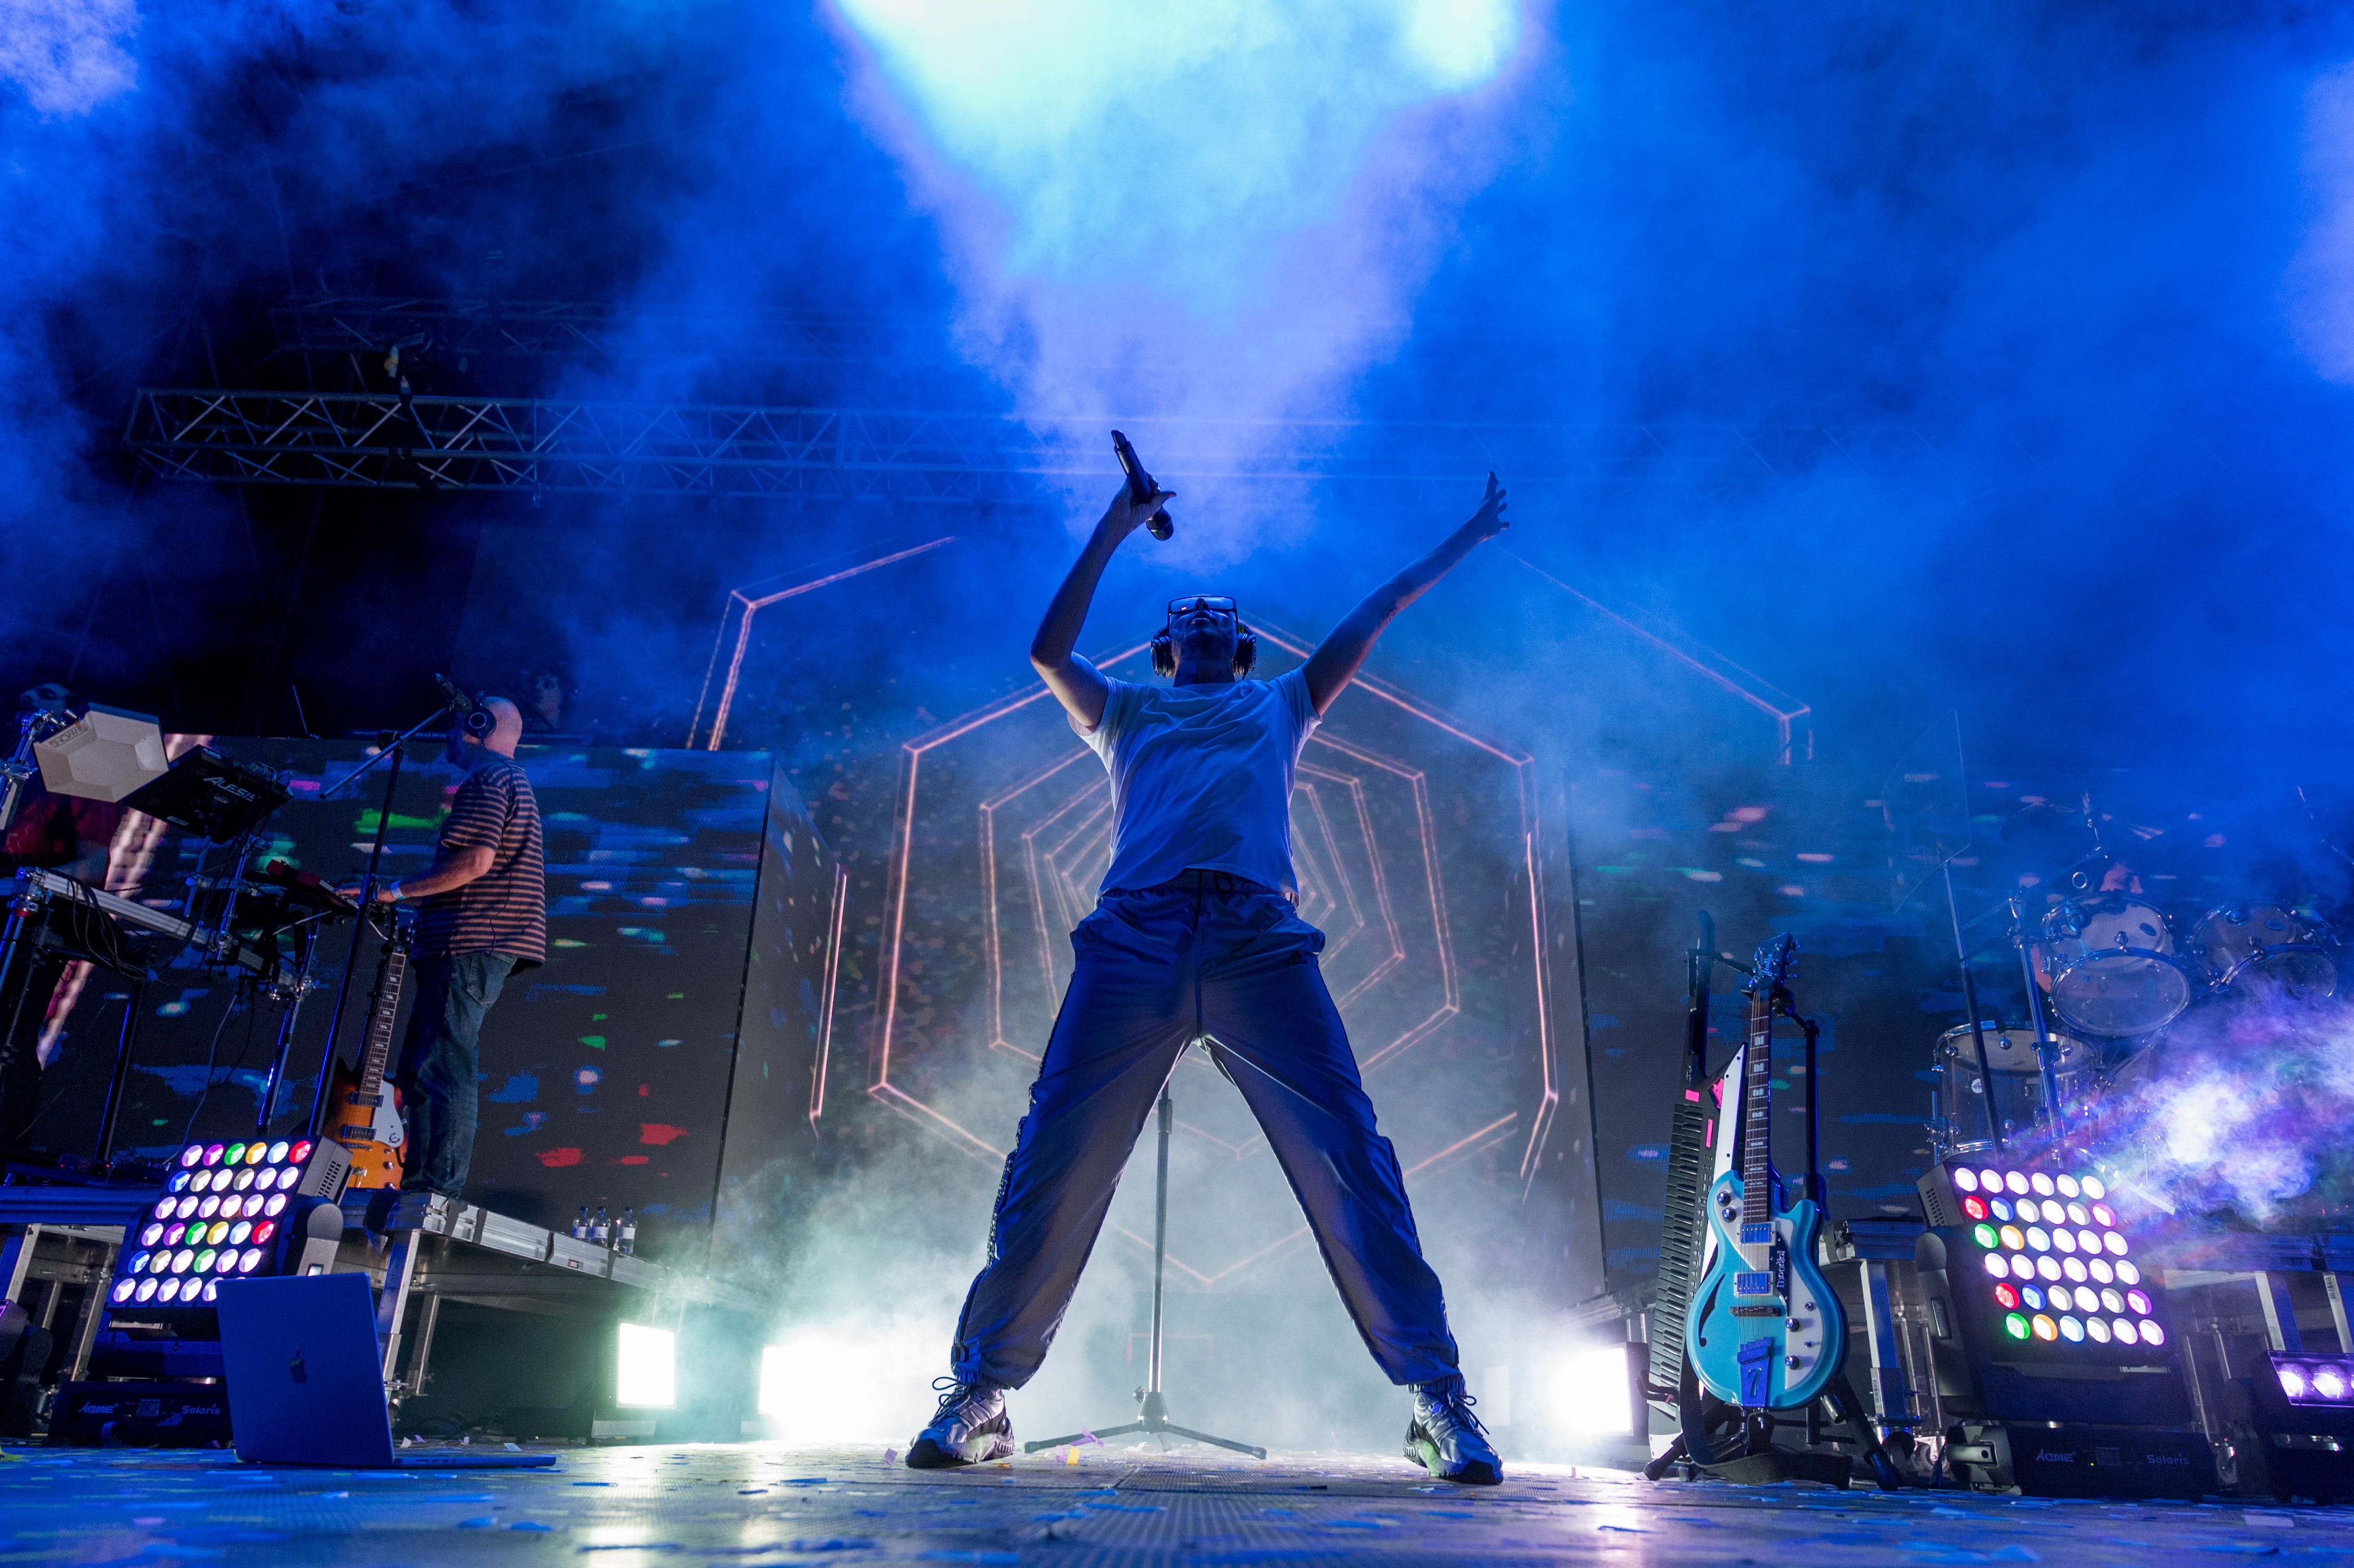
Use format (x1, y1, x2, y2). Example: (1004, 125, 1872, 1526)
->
(616, 1322, 677, 1409)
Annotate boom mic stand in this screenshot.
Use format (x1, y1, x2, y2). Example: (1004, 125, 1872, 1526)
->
(0, 707, 71, 1009)
(1024, 1082, 1264, 1460)
(297, 699, 459, 1141)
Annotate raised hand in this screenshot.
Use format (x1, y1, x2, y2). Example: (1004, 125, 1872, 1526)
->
(1100, 482, 1177, 543)
(1460, 472, 1508, 544)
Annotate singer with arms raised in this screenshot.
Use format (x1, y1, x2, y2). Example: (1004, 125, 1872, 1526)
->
(337, 696, 545, 1201)
(906, 474, 1511, 1484)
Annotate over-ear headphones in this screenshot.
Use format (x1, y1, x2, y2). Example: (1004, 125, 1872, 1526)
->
(1151, 624, 1257, 679)
(435, 673, 496, 736)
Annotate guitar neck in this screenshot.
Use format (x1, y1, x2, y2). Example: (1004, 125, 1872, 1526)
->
(356, 936, 408, 1100)
(1741, 987, 1773, 1231)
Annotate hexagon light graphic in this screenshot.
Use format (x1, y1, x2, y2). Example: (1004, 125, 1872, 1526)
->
(873, 624, 1570, 1288)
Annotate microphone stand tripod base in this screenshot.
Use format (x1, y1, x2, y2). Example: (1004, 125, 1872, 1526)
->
(1023, 1388, 1265, 1460)
(1020, 1083, 1264, 1461)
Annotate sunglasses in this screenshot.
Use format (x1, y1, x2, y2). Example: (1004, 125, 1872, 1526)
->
(1166, 596, 1238, 619)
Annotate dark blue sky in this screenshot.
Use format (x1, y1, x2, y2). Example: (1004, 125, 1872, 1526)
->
(5, 1, 2352, 785)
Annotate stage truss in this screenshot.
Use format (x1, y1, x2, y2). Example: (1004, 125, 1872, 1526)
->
(122, 387, 1958, 504)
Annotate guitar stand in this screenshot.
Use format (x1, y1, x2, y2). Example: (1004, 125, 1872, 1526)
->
(1646, 1371, 1898, 1489)
(1648, 953, 1902, 1492)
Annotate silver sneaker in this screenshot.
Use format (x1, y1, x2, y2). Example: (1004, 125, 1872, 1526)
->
(906, 1375, 1014, 1469)
(1405, 1375, 1502, 1485)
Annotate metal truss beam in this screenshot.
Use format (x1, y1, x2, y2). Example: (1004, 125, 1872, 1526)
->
(269, 295, 899, 365)
(123, 386, 1961, 501)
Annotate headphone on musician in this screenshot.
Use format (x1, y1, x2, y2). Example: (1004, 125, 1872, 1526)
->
(434, 673, 495, 736)
(1150, 624, 1258, 679)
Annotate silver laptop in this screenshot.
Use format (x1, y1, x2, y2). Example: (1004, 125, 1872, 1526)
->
(215, 1273, 554, 1468)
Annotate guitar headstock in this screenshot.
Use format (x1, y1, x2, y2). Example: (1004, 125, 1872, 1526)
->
(1743, 933, 1798, 995)
(368, 901, 418, 948)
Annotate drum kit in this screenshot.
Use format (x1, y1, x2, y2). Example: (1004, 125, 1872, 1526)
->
(1928, 802, 2341, 1159)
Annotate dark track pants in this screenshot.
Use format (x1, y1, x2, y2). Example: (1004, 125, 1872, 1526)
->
(948, 880, 1461, 1389)
(395, 950, 515, 1197)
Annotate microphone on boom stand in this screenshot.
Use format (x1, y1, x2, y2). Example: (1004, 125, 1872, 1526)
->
(1111, 430, 1173, 541)
(433, 674, 492, 736)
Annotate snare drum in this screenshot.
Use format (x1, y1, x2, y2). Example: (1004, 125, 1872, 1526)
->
(2189, 905, 2337, 999)
(2032, 895, 2193, 1037)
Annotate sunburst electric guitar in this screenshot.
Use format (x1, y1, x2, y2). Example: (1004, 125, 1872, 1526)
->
(1683, 934, 1846, 1410)
(329, 907, 412, 1190)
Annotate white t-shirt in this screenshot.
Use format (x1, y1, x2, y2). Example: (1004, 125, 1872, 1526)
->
(1076, 668, 1320, 898)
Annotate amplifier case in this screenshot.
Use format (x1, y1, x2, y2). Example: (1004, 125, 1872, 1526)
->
(1946, 1419, 2215, 1499)
(49, 1379, 230, 1448)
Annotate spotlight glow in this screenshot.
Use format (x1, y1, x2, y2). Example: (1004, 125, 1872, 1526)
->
(615, 1323, 677, 1409)
(2316, 1366, 2348, 1401)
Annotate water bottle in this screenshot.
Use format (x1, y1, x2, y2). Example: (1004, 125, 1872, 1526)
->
(592, 1205, 610, 1246)
(618, 1208, 637, 1257)
(571, 1206, 591, 1240)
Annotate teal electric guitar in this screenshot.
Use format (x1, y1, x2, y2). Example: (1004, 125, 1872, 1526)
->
(1683, 935, 1846, 1410)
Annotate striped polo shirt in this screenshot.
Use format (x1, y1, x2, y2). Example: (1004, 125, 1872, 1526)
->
(415, 755, 546, 968)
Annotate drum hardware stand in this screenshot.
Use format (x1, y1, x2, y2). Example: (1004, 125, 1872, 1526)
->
(305, 697, 463, 1141)
(2008, 892, 2070, 1134)
(253, 919, 324, 1133)
(86, 974, 166, 1171)
(0, 708, 72, 1010)
(1022, 1081, 1266, 1460)
(1939, 859, 2005, 1152)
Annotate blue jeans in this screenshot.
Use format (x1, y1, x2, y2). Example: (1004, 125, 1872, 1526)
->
(949, 877, 1462, 1389)
(395, 951, 515, 1197)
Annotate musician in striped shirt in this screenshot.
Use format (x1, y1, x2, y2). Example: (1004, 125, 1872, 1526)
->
(339, 697, 545, 1199)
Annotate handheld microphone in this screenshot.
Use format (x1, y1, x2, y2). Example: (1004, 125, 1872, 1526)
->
(1111, 430, 1173, 541)
(434, 674, 493, 736)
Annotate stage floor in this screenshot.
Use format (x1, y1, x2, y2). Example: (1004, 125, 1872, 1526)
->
(2, 1442, 2350, 1564)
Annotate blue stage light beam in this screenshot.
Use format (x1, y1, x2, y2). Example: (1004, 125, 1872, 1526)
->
(828, 0, 1519, 283)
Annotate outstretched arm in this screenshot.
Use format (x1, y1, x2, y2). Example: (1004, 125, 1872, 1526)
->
(1031, 482, 1177, 731)
(1303, 473, 1508, 715)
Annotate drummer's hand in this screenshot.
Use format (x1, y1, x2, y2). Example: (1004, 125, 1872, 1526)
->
(333, 879, 396, 905)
